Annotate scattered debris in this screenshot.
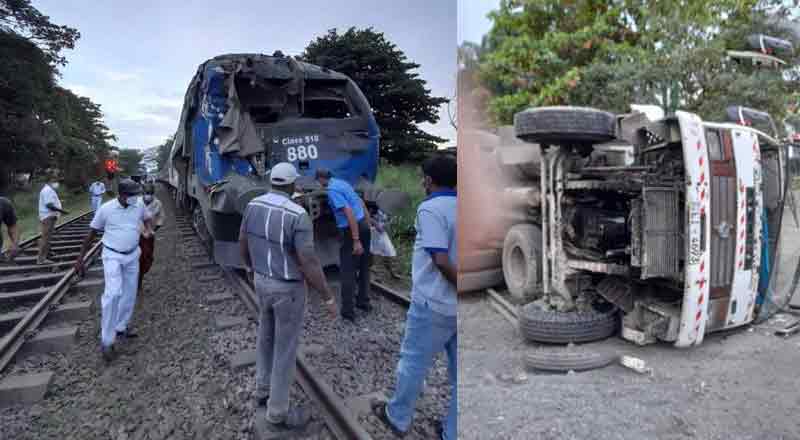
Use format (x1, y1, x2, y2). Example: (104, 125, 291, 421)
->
(620, 355, 652, 375)
(775, 319, 800, 337)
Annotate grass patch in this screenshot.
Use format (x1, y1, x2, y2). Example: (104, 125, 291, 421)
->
(376, 163, 425, 277)
(4, 183, 99, 243)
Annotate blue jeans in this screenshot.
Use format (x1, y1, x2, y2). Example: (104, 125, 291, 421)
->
(387, 300, 457, 440)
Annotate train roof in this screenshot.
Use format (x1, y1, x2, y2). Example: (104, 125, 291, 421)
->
(202, 52, 351, 82)
(169, 52, 361, 164)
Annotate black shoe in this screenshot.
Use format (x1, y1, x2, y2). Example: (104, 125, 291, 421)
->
(370, 399, 405, 437)
(341, 313, 356, 323)
(356, 303, 372, 312)
(265, 406, 311, 431)
(116, 329, 138, 338)
(101, 344, 114, 363)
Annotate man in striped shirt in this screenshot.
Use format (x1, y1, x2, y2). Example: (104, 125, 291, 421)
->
(239, 162, 338, 433)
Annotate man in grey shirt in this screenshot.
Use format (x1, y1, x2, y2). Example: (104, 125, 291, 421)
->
(239, 162, 338, 432)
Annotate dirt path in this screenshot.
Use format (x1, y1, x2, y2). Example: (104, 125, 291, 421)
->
(458, 292, 800, 440)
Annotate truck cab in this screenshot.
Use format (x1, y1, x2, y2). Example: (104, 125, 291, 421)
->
(504, 105, 789, 347)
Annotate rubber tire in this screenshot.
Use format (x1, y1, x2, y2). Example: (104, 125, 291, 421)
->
(457, 268, 504, 293)
(514, 106, 616, 145)
(502, 224, 543, 302)
(525, 347, 618, 372)
(519, 302, 618, 344)
(460, 249, 502, 273)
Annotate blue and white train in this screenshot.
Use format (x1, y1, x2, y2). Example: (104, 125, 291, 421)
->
(165, 52, 381, 267)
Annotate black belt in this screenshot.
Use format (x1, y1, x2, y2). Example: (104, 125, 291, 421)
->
(103, 244, 138, 255)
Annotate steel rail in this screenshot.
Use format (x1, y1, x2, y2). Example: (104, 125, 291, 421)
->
(370, 279, 411, 306)
(18, 210, 95, 249)
(0, 227, 102, 373)
(178, 209, 414, 439)
(226, 269, 373, 440)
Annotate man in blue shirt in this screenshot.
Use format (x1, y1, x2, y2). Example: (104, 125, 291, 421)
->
(372, 155, 457, 440)
(316, 168, 372, 322)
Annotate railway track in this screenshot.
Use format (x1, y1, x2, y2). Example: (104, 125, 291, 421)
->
(0, 211, 104, 406)
(175, 211, 449, 439)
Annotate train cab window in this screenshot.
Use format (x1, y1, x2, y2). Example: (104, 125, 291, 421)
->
(303, 98, 351, 119)
(303, 80, 358, 119)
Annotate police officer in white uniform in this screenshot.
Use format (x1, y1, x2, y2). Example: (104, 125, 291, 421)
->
(89, 180, 106, 211)
(74, 179, 152, 361)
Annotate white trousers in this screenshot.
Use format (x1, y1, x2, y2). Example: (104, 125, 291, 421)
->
(91, 196, 102, 211)
(100, 248, 140, 347)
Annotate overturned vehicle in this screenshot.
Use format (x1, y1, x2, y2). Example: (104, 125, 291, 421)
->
(501, 105, 793, 347)
(167, 52, 402, 267)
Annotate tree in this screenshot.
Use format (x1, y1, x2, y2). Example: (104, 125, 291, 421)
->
(0, 0, 79, 66)
(478, 0, 798, 130)
(118, 149, 144, 176)
(301, 27, 448, 163)
(0, 29, 54, 190)
(0, 1, 117, 192)
(459, 40, 493, 128)
(155, 135, 174, 171)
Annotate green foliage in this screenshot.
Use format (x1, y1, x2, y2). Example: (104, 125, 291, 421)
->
(459, 40, 494, 128)
(0, 0, 80, 66)
(155, 136, 174, 171)
(300, 27, 448, 163)
(7, 181, 92, 242)
(118, 149, 144, 176)
(0, 1, 114, 192)
(0, 30, 52, 187)
(477, 0, 798, 131)
(375, 163, 425, 276)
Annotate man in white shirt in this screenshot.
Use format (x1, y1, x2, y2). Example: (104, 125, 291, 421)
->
(74, 178, 153, 362)
(37, 173, 69, 265)
(88, 180, 106, 211)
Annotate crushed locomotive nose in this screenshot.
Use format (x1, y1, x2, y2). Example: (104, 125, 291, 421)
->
(163, 52, 385, 269)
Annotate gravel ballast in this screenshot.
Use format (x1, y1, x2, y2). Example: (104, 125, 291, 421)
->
(0, 190, 302, 439)
(0, 187, 451, 439)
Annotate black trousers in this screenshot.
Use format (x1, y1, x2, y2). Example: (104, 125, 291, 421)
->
(339, 219, 372, 318)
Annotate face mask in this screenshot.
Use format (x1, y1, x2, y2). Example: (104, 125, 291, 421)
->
(143, 195, 153, 204)
(51, 182, 60, 190)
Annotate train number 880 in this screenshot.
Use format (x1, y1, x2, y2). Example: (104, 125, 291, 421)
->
(286, 145, 319, 161)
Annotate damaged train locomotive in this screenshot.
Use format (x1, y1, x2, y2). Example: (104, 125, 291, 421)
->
(166, 52, 380, 267)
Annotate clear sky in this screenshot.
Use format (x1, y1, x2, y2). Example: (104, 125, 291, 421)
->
(458, 0, 499, 45)
(32, 0, 456, 150)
